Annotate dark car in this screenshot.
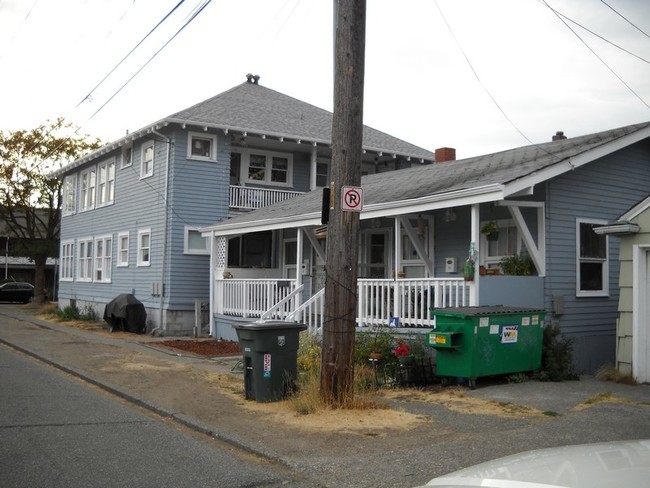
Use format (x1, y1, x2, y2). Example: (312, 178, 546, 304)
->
(0, 282, 35, 303)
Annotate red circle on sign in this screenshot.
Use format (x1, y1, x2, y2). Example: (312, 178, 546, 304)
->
(344, 188, 361, 208)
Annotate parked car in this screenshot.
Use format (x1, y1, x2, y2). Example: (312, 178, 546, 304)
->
(418, 439, 650, 488)
(0, 282, 34, 303)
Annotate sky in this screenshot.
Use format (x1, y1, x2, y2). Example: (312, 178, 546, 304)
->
(1, 0, 649, 159)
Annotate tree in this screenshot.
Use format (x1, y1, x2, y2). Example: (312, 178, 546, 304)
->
(320, 0, 366, 406)
(0, 118, 101, 302)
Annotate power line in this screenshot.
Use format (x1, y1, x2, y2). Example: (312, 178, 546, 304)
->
(600, 0, 650, 40)
(77, 0, 187, 108)
(89, 0, 213, 120)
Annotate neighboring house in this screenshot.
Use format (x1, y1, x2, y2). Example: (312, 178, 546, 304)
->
(54, 75, 436, 335)
(595, 195, 650, 383)
(201, 122, 650, 375)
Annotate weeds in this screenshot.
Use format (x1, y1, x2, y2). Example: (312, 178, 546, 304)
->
(596, 364, 637, 385)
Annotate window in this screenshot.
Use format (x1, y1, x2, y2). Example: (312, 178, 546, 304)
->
(63, 175, 77, 215)
(94, 235, 112, 282)
(188, 132, 217, 161)
(137, 229, 151, 266)
(316, 161, 329, 187)
(117, 232, 129, 267)
(97, 159, 115, 206)
(80, 167, 96, 211)
(121, 145, 133, 168)
(227, 231, 273, 268)
(78, 238, 93, 281)
(141, 142, 154, 178)
(184, 227, 208, 255)
(480, 219, 520, 269)
(577, 219, 609, 296)
(241, 149, 293, 186)
(60, 240, 74, 281)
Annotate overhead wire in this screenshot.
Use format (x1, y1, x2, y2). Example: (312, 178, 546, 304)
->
(600, 0, 650, 40)
(77, 0, 187, 107)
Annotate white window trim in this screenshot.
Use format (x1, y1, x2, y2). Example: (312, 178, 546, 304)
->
(141, 141, 154, 179)
(187, 132, 217, 161)
(60, 240, 75, 281)
(240, 148, 293, 187)
(137, 228, 151, 267)
(576, 218, 609, 297)
(63, 175, 77, 216)
(80, 166, 96, 212)
(121, 145, 133, 168)
(94, 235, 113, 283)
(77, 237, 93, 282)
(117, 231, 129, 267)
(184, 226, 209, 255)
(479, 218, 521, 269)
(97, 158, 115, 207)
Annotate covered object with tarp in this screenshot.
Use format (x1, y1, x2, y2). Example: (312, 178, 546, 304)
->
(103, 294, 147, 333)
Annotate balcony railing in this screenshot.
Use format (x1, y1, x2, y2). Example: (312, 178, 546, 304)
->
(229, 185, 304, 210)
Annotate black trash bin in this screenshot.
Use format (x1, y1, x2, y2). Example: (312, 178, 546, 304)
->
(234, 321, 307, 402)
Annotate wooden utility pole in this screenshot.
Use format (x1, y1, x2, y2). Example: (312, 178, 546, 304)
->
(320, 0, 366, 406)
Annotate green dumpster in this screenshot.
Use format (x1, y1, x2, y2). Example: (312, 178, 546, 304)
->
(235, 321, 307, 402)
(428, 306, 546, 389)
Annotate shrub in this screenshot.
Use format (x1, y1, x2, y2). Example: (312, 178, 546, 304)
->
(57, 303, 80, 321)
(536, 324, 578, 381)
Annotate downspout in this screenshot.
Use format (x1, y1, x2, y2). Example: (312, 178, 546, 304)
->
(152, 127, 172, 335)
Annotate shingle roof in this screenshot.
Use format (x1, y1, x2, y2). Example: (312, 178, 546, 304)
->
(166, 81, 435, 161)
(204, 121, 650, 233)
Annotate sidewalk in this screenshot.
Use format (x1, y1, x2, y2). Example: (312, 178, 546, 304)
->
(1, 305, 650, 488)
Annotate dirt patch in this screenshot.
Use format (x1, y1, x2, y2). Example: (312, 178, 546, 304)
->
(154, 339, 240, 357)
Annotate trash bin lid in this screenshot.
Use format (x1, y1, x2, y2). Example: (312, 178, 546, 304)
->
(432, 306, 545, 318)
(234, 321, 308, 332)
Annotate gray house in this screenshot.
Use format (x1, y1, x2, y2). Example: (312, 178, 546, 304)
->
(54, 76, 435, 335)
(201, 121, 650, 375)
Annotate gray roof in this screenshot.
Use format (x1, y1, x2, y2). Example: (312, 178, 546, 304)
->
(203, 121, 650, 234)
(167, 81, 435, 161)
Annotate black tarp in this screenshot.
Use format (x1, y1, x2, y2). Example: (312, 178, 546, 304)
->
(103, 294, 147, 334)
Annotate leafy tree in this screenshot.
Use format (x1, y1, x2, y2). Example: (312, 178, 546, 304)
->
(0, 118, 101, 303)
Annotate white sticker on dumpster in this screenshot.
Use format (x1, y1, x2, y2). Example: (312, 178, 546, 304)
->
(501, 325, 518, 343)
(263, 353, 271, 377)
(522, 316, 530, 326)
(479, 317, 489, 327)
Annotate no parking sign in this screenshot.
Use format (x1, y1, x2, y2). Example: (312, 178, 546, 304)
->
(341, 186, 363, 212)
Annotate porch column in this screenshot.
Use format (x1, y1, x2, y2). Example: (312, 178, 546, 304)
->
(214, 236, 228, 316)
(393, 218, 402, 319)
(310, 144, 318, 190)
(470, 204, 480, 306)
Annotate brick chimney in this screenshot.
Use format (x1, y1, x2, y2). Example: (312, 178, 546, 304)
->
(552, 131, 567, 141)
(435, 147, 456, 163)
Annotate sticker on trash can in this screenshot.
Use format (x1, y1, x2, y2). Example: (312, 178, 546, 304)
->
(263, 353, 271, 377)
(532, 315, 540, 325)
(522, 316, 530, 326)
(278, 335, 286, 347)
(479, 317, 489, 327)
(501, 325, 518, 343)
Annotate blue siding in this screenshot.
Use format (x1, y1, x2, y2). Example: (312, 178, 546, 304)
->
(545, 142, 650, 372)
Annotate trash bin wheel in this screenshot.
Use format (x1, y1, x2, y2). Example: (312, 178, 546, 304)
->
(468, 378, 477, 390)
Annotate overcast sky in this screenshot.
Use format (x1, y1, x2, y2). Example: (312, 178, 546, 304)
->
(1, 0, 649, 159)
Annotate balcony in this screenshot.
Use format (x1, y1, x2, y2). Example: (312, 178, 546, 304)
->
(229, 185, 304, 210)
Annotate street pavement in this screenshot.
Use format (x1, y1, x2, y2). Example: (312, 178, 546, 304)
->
(1, 305, 649, 488)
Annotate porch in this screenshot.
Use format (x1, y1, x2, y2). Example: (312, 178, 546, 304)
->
(229, 185, 304, 210)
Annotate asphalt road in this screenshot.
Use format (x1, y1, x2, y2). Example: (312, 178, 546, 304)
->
(0, 344, 321, 488)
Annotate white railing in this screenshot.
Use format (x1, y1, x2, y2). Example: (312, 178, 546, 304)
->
(286, 288, 325, 334)
(229, 185, 304, 210)
(259, 284, 304, 321)
(219, 278, 298, 318)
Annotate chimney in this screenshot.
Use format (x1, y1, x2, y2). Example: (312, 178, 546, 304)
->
(435, 147, 456, 163)
(552, 131, 567, 141)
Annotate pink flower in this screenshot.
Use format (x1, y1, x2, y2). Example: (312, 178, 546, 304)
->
(394, 342, 411, 357)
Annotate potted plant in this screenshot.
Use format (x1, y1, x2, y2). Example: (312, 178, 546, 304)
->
(500, 253, 535, 276)
(481, 221, 499, 241)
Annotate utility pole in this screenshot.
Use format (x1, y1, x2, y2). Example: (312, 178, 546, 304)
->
(320, 0, 366, 406)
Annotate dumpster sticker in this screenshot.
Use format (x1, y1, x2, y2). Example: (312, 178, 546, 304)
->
(278, 335, 286, 347)
(490, 324, 500, 335)
(479, 317, 489, 327)
(431, 333, 447, 345)
(501, 325, 518, 344)
(263, 353, 271, 378)
(532, 315, 540, 325)
(522, 316, 530, 326)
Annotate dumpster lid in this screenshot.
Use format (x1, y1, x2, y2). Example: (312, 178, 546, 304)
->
(234, 321, 308, 331)
(432, 306, 545, 317)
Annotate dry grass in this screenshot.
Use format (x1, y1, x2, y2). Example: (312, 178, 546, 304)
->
(596, 364, 637, 385)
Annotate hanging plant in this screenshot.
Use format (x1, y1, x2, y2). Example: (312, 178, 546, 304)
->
(481, 221, 499, 241)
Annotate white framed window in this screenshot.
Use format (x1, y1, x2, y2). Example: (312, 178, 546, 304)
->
(77, 238, 93, 281)
(137, 229, 151, 266)
(117, 232, 129, 267)
(188, 132, 217, 161)
(63, 174, 77, 215)
(80, 167, 96, 211)
(316, 161, 329, 188)
(97, 159, 115, 207)
(141, 141, 154, 178)
(240, 149, 293, 187)
(480, 219, 520, 269)
(94, 235, 112, 283)
(121, 145, 133, 168)
(576, 218, 609, 297)
(60, 240, 74, 281)
(184, 226, 209, 255)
